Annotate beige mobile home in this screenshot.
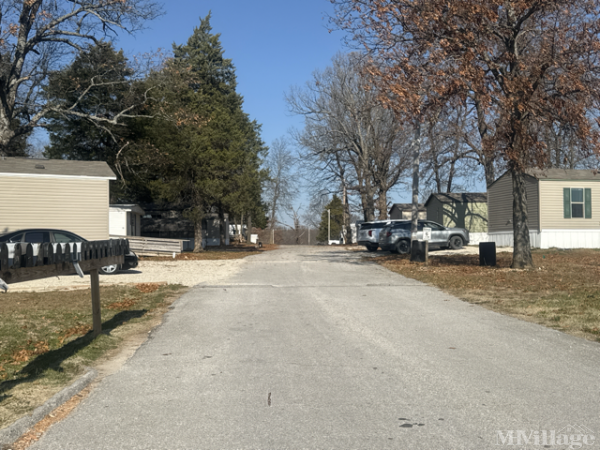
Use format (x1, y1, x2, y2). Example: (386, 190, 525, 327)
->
(0, 157, 116, 240)
(488, 169, 600, 248)
(425, 193, 488, 243)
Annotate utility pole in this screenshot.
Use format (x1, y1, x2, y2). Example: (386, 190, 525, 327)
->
(328, 209, 331, 243)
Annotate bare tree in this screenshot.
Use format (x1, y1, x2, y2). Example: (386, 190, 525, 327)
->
(0, 0, 162, 150)
(332, 0, 600, 268)
(263, 137, 298, 243)
(287, 52, 412, 222)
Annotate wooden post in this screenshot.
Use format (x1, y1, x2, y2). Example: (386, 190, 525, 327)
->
(90, 269, 102, 337)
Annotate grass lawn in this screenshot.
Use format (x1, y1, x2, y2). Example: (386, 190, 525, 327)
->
(0, 283, 187, 430)
(376, 248, 600, 342)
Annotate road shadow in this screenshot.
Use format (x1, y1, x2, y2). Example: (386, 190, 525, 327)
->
(300, 249, 382, 265)
(0, 309, 147, 399)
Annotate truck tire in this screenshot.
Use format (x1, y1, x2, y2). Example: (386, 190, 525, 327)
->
(395, 240, 410, 254)
(449, 235, 464, 250)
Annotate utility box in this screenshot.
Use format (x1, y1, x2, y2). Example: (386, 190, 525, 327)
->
(410, 240, 428, 263)
(479, 242, 497, 266)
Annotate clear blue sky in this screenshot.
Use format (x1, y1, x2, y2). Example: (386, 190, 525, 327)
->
(115, 0, 346, 150)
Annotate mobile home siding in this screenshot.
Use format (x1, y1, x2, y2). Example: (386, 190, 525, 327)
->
(488, 172, 540, 232)
(0, 175, 110, 240)
(426, 198, 444, 224)
(539, 180, 600, 229)
(443, 202, 488, 232)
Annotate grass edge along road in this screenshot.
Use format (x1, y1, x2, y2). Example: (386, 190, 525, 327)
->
(376, 248, 600, 343)
(0, 283, 188, 431)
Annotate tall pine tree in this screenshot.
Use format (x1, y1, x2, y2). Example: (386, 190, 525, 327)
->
(147, 14, 267, 251)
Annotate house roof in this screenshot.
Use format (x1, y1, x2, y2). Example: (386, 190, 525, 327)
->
(0, 157, 116, 179)
(425, 193, 488, 206)
(389, 203, 426, 211)
(490, 168, 600, 189)
(527, 168, 600, 181)
(110, 204, 145, 215)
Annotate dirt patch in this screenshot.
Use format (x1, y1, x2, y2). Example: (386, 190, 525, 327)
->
(378, 249, 600, 342)
(7, 259, 246, 293)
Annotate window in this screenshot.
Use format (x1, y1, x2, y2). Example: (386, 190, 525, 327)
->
(24, 231, 50, 243)
(424, 221, 445, 231)
(564, 188, 591, 219)
(53, 231, 83, 243)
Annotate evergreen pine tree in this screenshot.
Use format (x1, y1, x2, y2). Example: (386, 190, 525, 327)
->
(147, 14, 267, 251)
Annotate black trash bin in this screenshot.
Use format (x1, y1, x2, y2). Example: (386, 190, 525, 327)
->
(479, 242, 496, 266)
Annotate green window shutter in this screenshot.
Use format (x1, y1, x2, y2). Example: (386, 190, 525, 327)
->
(585, 188, 592, 219)
(563, 188, 571, 219)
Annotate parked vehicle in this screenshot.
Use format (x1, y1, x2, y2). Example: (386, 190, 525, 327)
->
(378, 221, 411, 252)
(378, 220, 470, 254)
(0, 228, 138, 274)
(357, 220, 398, 251)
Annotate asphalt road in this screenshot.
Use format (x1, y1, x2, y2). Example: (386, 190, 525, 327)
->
(30, 246, 600, 449)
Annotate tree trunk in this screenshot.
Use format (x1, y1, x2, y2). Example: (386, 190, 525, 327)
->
(474, 93, 496, 188)
(343, 183, 352, 243)
(193, 217, 204, 253)
(359, 179, 376, 222)
(377, 190, 388, 220)
(218, 207, 226, 247)
(410, 122, 422, 242)
(246, 214, 253, 245)
(511, 168, 533, 269)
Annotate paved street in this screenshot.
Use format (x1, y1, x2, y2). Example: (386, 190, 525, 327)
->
(31, 246, 600, 449)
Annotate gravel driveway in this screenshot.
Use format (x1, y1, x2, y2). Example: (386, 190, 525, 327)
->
(8, 259, 246, 292)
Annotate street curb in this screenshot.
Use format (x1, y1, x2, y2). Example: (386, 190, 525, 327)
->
(0, 368, 97, 446)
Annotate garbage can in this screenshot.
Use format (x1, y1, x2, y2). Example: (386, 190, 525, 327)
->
(479, 242, 496, 266)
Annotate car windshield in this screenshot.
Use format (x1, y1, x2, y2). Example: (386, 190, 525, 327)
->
(4, 233, 23, 243)
(53, 231, 85, 243)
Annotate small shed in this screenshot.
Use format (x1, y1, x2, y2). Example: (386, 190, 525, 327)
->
(0, 157, 115, 240)
(488, 168, 600, 248)
(425, 193, 488, 242)
(109, 204, 145, 237)
(389, 203, 427, 220)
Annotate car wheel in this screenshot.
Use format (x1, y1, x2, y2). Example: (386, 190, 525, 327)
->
(366, 244, 378, 252)
(100, 264, 118, 275)
(449, 236, 464, 250)
(395, 240, 410, 254)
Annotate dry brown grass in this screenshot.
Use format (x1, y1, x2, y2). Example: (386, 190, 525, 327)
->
(377, 248, 600, 342)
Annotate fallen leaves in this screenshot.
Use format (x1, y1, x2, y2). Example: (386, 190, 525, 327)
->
(58, 325, 91, 344)
(106, 299, 136, 310)
(135, 283, 164, 294)
(10, 340, 50, 364)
